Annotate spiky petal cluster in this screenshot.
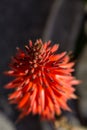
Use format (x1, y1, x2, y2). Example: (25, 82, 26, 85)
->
(5, 39, 80, 120)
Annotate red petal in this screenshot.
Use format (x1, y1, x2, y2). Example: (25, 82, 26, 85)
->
(32, 100, 37, 114)
(43, 41, 51, 49)
(29, 85, 37, 108)
(60, 62, 75, 68)
(29, 40, 32, 47)
(18, 93, 30, 109)
(49, 52, 66, 61)
(40, 88, 45, 111)
(9, 91, 21, 100)
(4, 70, 14, 75)
(50, 44, 59, 53)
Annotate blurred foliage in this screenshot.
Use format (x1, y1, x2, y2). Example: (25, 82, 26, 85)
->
(55, 117, 87, 130)
(84, 0, 87, 4)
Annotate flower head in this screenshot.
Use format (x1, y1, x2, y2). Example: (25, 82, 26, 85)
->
(5, 39, 80, 120)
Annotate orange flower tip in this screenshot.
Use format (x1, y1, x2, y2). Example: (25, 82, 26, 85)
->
(4, 82, 13, 89)
(16, 47, 20, 50)
(4, 84, 9, 89)
(25, 69, 29, 75)
(4, 70, 14, 75)
(25, 45, 29, 51)
(72, 80, 81, 85)
(28, 40, 32, 46)
(47, 40, 51, 45)
(71, 94, 78, 99)
(8, 94, 15, 100)
(50, 44, 59, 53)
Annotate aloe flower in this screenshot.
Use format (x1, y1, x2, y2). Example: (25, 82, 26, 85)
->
(5, 39, 80, 120)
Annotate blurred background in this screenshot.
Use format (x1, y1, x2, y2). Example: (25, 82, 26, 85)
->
(0, 0, 87, 130)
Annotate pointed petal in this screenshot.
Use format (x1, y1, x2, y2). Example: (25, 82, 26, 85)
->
(18, 93, 30, 109)
(8, 91, 21, 100)
(30, 85, 37, 108)
(60, 62, 75, 68)
(40, 88, 45, 111)
(32, 100, 37, 114)
(50, 44, 59, 53)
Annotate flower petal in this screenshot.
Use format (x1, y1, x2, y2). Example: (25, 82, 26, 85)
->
(18, 93, 30, 109)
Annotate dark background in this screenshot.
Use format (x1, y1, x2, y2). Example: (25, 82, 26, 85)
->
(0, 0, 86, 130)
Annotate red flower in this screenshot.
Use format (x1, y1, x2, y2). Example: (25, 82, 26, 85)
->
(5, 39, 80, 120)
